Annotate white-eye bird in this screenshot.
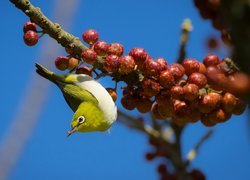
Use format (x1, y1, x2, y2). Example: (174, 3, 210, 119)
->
(35, 63, 117, 136)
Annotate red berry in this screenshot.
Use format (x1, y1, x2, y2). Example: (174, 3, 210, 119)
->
(23, 30, 39, 46)
(107, 43, 124, 57)
(119, 55, 135, 74)
(82, 29, 99, 45)
(67, 57, 79, 71)
(170, 86, 184, 99)
(156, 57, 167, 70)
(94, 41, 109, 56)
(168, 63, 185, 80)
(190, 169, 206, 180)
(227, 73, 250, 95)
(158, 69, 175, 88)
(104, 55, 120, 73)
(201, 114, 216, 127)
(136, 96, 153, 113)
(209, 108, 230, 123)
(55, 56, 69, 71)
(198, 92, 222, 113)
(183, 83, 199, 101)
(198, 63, 207, 74)
(106, 88, 117, 102)
(76, 66, 93, 76)
(157, 164, 167, 175)
(143, 59, 162, 77)
(203, 54, 219, 67)
(145, 152, 156, 161)
(173, 99, 189, 116)
(182, 58, 200, 75)
(81, 49, 97, 65)
(232, 98, 246, 115)
(222, 92, 237, 113)
(142, 78, 161, 97)
(23, 21, 37, 33)
(129, 48, 148, 69)
(121, 95, 137, 110)
(206, 66, 227, 91)
(188, 72, 207, 88)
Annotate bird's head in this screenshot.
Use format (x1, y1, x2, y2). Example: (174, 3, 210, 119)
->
(67, 102, 110, 136)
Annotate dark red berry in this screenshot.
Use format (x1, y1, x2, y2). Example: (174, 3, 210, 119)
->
(142, 78, 161, 97)
(129, 48, 148, 69)
(143, 59, 162, 77)
(209, 108, 230, 123)
(104, 55, 120, 73)
(232, 98, 246, 115)
(203, 54, 219, 67)
(151, 103, 166, 120)
(188, 72, 207, 88)
(123, 86, 136, 96)
(201, 114, 216, 127)
(23, 30, 39, 46)
(182, 58, 200, 75)
(23, 21, 37, 33)
(190, 169, 206, 180)
(222, 92, 237, 113)
(159, 69, 175, 88)
(168, 63, 185, 80)
(136, 96, 153, 113)
(107, 43, 124, 57)
(119, 55, 135, 74)
(106, 88, 117, 102)
(55, 56, 69, 71)
(145, 152, 156, 161)
(183, 83, 199, 101)
(170, 86, 184, 99)
(81, 49, 97, 65)
(198, 92, 222, 113)
(94, 41, 109, 56)
(121, 95, 137, 110)
(76, 66, 93, 76)
(82, 29, 99, 45)
(156, 57, 167, 70)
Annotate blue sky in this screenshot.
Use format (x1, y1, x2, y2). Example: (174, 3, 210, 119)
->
(1, 0, 250, 179)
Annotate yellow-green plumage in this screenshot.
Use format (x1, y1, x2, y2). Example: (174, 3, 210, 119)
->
(35, 63, 117, 134)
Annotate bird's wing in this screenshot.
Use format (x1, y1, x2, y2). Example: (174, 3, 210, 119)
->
(60, 83, 98, 112)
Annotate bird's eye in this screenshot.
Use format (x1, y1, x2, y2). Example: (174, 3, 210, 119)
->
(78, 116, 85, 124)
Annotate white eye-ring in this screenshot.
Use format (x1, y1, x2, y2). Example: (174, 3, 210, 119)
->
(78, 116, 85, 124)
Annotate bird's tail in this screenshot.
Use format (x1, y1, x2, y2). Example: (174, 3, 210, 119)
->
(35, 63, 58, 83)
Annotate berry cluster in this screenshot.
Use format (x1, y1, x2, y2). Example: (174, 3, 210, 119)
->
(23, 21, 39, 46)
(24, 27, 246, 127)
(193, 0, 231, 45)
(146, 137, 206, 180)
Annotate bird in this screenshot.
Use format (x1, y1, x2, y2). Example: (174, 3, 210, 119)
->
(35, 63, 117, 136)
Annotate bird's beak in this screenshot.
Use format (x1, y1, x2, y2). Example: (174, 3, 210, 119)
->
(67, 126, 78, 137)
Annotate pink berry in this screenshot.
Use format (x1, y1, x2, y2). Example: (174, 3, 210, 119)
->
(104, 55, 120, 73)
(82, 29, 99, 45)
(81, 49, 97, 65)
(119, 55, 135, 74)
(23, 21, 37, 33)
(94, 41, 109, 56)
(55, 56, 69, 71)
(108, 43, 124, 57)
(23, 30, 39, 46)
